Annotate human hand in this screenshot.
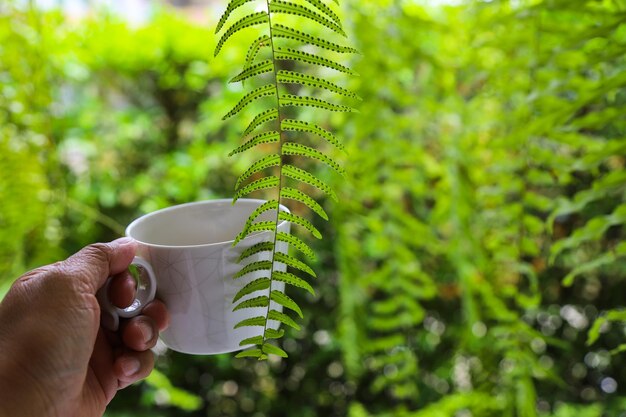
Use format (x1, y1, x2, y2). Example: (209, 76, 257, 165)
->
(0, 238, 169, 417)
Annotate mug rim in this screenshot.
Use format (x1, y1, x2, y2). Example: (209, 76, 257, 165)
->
(125, 198, 290, 249)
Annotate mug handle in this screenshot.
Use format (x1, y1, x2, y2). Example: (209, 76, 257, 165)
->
(96, 256, 157, 332)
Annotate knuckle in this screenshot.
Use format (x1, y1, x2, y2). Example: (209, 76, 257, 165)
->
(82, 242, 113, 263)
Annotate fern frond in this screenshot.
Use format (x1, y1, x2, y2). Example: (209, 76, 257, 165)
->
(276, 232, 317, 261)
(277, 70, 360, 99)
(230, 131, 280, 156)
(234, 316, 267, 328)
(233, 295, 270, 311)
(268, 309, 301, 330)
(233, 278, 271, 302)
(275, 47, 355, 75)
(282, 142, 345, 175)
(269, 1, 345, 36)
(234, 176, 280, 201)
(282, 164, 338, 201)
(239, 335, 264, 346)
(273, 271, 315, 295)
(235, 348, 263, 359)
(217, 0, 355, 360)
(234, 221, 276, 245)
(243, 109, 279, 137)
(280, 187, 329, 220)
(281, 118, 345, 150)
(236, 155, 281, 189)
(245, 35, 271, 69)
(279, 211, 322, 239)
(274, 251, 317, 277)
(280, 94, 354, 113)
(230, 60, 274, 83)
(271, 290, 304, 318)
(234, 261, 273, 279)
(238, 241, 276, 262)
(303, 0, 342, 26)
(215, 0, 257, 34)
(272, 24, 358, 54)
(262, 342, 288, 357)
(264, 328, 285, 339)
(215, 12, 269, 57)
(223, 84, 275, 120)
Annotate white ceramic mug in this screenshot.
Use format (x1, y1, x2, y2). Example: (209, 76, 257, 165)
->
(97, 199, 290, 355)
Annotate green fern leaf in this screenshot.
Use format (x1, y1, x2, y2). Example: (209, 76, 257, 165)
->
(243, 108, 279, 136)
(239, 335, 264, 346)
(268, 309, 301, 330)
(236, 200, 279, 241)
(234, 316, 267, 328)
(280, 94, 353, 113)
(230, 131, 280, 156)
(277, 70, 359, 99)
(245, 35, 271, 70)
(269, 1, 345, 36)
(235, 348, 263, 358)
(230, 60, 274, 83)
(215, 0, 257, 34)
(234, 261, 272, 279)
(262, 342, 288, 357)
(240, 200, 279, 230)
(215, 12, 269, 57)
(276, 232, 317, 261)
(236, 155, 281, 190)
(273, 270, 315, 295)
(223, 84, 275, 120)
(275, 250, 317, 277)
(238, 241, 275, 262)
(282, 164, 338, 201)
(234, 176, 280, 201)
(272, 24, 357, 54)
(233, 295, 270, 311)
(280, 187, 328, 220)
(234, 221, 276, 245)
(279, 211, 322, 239)
(233, 278, 271, 302)
(265, 328, 285, 339)
(246, 199, 279, 223)
(271, 290, 304, 318)
(282, 142, 345, 175)
(281, 118, 345, 150)
(303, 0, 342, 26)
(275, 47, 355, 75)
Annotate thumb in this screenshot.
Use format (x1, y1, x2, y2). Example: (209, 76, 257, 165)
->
(61, 238, 137, 294)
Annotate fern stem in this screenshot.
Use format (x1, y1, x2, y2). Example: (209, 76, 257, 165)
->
(262, 0, 286, 351)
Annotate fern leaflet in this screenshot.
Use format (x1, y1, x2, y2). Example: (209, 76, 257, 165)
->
(275, 47, 355, 75)
(243, 109, 279, 136)
(272, 24, 358, 54)
(215, 12, 269, 57)
(277, 70, 360, 99)
(269, 1, 345, 36)
(280, 94, 354, 113)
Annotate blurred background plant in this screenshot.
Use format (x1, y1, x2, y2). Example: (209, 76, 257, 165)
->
(1, 0, 625, 416)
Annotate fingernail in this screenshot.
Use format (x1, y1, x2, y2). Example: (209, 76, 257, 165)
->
(140, 323, 154, 344)
(122, 357, 141, 377)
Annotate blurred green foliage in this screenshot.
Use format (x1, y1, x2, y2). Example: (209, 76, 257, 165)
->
(1, 0, 626, 416)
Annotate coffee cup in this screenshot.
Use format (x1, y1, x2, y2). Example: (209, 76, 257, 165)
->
(97, 199, 290, 355)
